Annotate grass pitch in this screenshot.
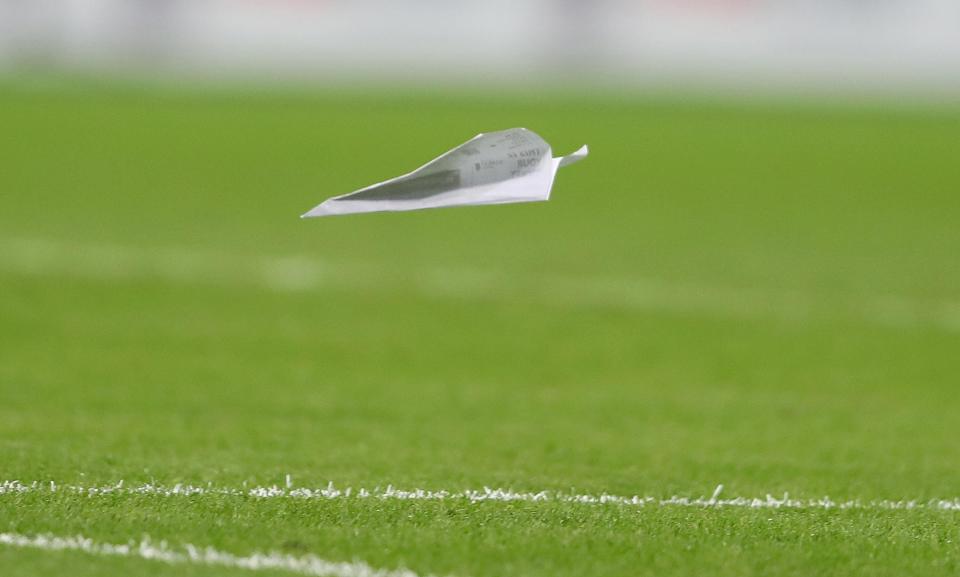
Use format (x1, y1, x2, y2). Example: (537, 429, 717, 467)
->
(1, 80, 960, 576)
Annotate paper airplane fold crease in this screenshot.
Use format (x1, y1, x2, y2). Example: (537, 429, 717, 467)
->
(302, 128, 588, 217)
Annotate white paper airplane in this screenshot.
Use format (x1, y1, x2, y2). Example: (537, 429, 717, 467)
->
(302, 128, 588, 217)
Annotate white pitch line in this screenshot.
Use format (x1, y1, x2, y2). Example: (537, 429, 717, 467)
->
(1, 236, 958, 331)
(3, 480, 959, 512)
(0, 532, 427, 577)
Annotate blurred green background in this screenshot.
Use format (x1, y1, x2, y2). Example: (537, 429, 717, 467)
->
(1, 78, 960, 576)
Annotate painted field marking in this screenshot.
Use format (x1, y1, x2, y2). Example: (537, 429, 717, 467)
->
(3, 480, 959, 512)
(1, 237, 959, 331)
(0, 532, 427, 577)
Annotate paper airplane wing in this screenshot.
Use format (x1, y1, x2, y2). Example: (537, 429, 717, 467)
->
(302, 128, 587, 217)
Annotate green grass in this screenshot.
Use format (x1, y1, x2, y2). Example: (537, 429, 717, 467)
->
(1, 79, 960, 576)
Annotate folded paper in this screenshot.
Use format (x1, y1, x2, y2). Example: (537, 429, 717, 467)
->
(302, 128, 587, 217)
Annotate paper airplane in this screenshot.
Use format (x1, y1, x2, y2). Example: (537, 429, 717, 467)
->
(302, 128, 587, 217)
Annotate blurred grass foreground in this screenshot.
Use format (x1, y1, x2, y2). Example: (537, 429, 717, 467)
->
(1, 76, 960, 575)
